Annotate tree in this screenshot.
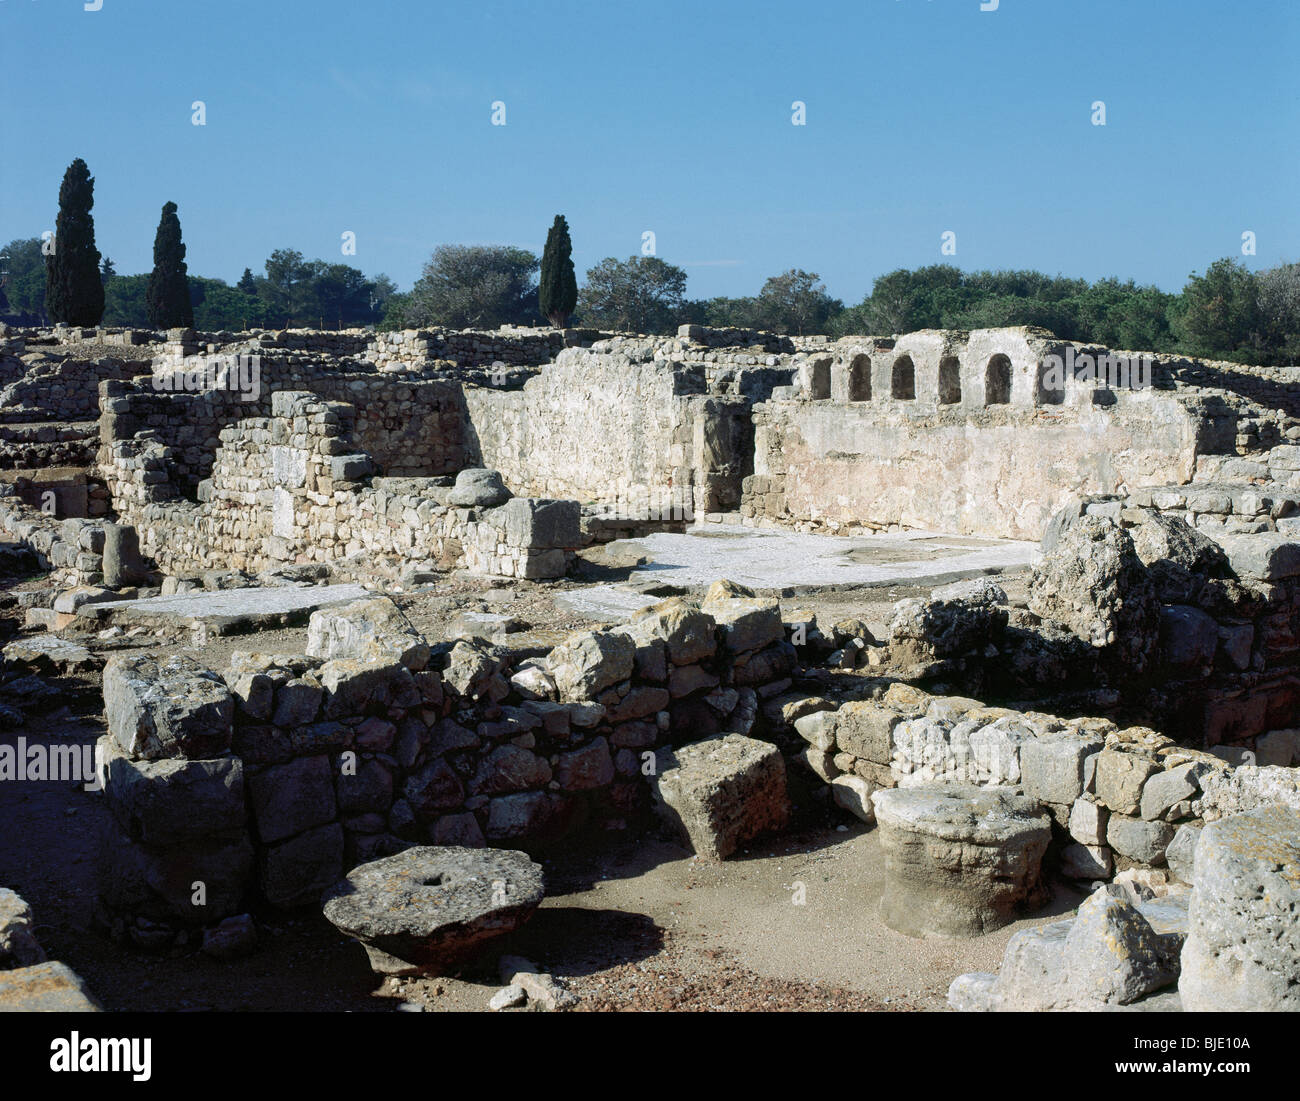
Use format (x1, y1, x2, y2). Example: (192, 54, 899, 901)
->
(100, 257, 117, 286)
(146, 201, 193, 328)
(260, 248, 314, 325)
(0, 239, 48, 323)
(1256, 262, 1300, 364)
(755, 269, 843, 334)
(236, 267, 257, 294)
(45, 158, 104, 325)
(578, 255, 687, 334)
(102, 274, 149, 326)
(539, 215, 578, 327)
(1171, 258, 1262, 359)
(406, 244, 539, 329)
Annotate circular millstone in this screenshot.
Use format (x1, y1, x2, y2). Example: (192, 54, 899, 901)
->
(321, 846, 545, 976)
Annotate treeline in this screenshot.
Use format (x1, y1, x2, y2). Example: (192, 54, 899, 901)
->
(4, 160, 1298, 366)
(0, 239, 399, 331)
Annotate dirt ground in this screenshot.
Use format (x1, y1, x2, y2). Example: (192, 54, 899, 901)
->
(0, 560, 1074, 1013)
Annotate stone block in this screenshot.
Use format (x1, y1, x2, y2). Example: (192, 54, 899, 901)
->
(652, 734, 790, 860)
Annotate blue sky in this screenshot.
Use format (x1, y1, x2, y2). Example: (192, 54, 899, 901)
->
(2, 0, 1296, 300)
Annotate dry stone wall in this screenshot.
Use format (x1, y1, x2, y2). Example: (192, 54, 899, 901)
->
(101, 391, 577, 580)
(791, 681, 1300, 882)
(92, 591, 797, 944)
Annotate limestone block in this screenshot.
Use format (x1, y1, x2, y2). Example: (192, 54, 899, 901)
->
(873, 785, 1050, 938)
(652, 734, 790, 860)
(1180, 805, 1300, 1011)
(103, 653, 234, 760)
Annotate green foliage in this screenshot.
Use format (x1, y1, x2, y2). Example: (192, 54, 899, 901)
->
(578, 255, 687, 334)
(102, 274, 149, 326)
(146, 201, 193, 328)
(1172, 257, 1266, 361)
(44, 159, 104, 325)
(406, 244, 539, 329)
(377, 292, 413, 331)
(0, 238, 49, 322)
(539, 215, 578, 327)
(754, 269, 843, 334)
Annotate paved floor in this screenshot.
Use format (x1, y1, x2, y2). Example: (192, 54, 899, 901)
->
(559, 525, 1036, 619)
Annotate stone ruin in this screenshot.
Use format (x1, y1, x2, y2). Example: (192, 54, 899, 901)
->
(2, 317, 1300, 1012)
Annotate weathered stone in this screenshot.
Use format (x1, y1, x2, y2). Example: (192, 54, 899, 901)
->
(547, 630, 634, 701)
(99, 827, 254, 924)
(1060, 889, 1180, 1005)
(306, 596, 429, 670)
(1021, 732, 1103, 805)
(622, 598, 716, 665)
(1106, 814, 1175, 865)
(322, 846, 544, 976)
(793, 709, 837, 751)
(447, 468, 511, 508)
(484, 791, 575, 843)
(702, 596, 783, 654)
(403, 758, 466, 820)
(652, 734, 790, 860)
(1027, 515, 1159, 673)
(1067, 797, 1109, 847)
(1059, 843, 1113, 880)
(1180, 805, 1300, 1011)
(1165, 822, 1202, 885)
(553, 737, 614, 791)
(0, 889, 46, 969)
(0, 961, 103, 1012)
(103, 653, 233, 760)
(1158, 605, 1219, 671)
(101, 739, 245, 844)
(1094, 749, 1158, 816)
(260, 822, 344, 909)
(1139, 762, 1203, 821)
(470, 744, 552, 795)
(832, 700, 900, 764)
(247, 755, 338, 844)
(830, 775, 876, 822)
(872, 785, 1051, 938)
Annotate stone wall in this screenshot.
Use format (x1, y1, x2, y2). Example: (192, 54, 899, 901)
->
(101, 391, 578, 580)
(791, 682, 1300, 881)
(0, 495, 107, 586)
(463, 345, 756, 517)
(743, 327, 1235, 540)
(92, 590, 796, 943)
(100, 371, 468, 492)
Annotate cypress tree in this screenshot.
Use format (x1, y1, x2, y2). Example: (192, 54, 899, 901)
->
(45, 158, 105, 325)
(539, 214, 577, 327)
(146, 201, 193, 328)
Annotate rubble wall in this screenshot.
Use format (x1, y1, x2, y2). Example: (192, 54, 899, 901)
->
(102, 391, 576, 579)
(93, 594, 796, 942)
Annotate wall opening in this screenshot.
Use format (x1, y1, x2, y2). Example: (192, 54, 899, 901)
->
(985, 354, 1012, 405)
(808, 358, 831, 400)
(891, 356, 915, 401)
(938, 357, 962, 405)
(847, 354, 871, 401)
